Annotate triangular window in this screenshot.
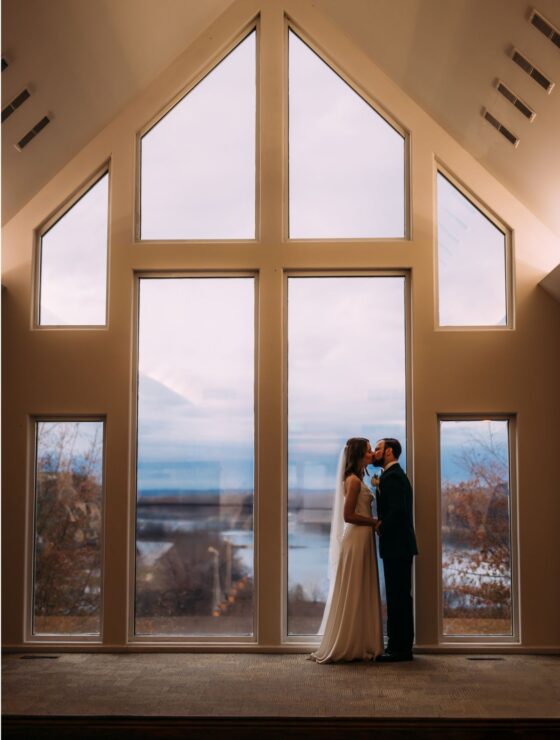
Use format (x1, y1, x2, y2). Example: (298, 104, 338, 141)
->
(289, 30, 405, 239)
(437, 172, 507, 326)
(140, 31, 256, 240)
(39, 172, 109, 326)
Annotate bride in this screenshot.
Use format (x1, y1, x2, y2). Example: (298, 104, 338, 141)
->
(309, 437, 384, 663)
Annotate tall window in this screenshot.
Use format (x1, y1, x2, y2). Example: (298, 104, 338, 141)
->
(437, 172, 508, 327)
(18, 13, 536, 653)
(140, 31, 256, 240)
(135, 277, 255, 636)
(38, 173, 109, 326)
(440, 419, 515, 638)
(288, 31, 405, 238)
(32, 420, 104, 636)
(287, 276, 406, 635)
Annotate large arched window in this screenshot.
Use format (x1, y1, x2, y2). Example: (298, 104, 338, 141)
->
(13, 4, 522, 652)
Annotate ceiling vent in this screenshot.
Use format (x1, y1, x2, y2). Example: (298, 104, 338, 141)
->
(1, 57, 7, 72)
(496, 80, 536, 120)
(511, 48, 554, 92)
(2, 88, 31, 123)
(483, 110, 520, 146)
(15, 115, 50, 152)
(530, 9, 560, 49)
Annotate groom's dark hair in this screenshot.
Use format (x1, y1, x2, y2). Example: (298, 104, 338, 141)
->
(382, 438, 402, 460)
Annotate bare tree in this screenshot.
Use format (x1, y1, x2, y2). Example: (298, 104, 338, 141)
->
(34, 422, 103, 633)
(442, 428, 511, 633)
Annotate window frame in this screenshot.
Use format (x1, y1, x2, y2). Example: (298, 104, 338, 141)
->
(434, 162, 515, 332)
(128, 271, 260, 645)
(7, 3, 537, 655)
(436, 413, 520, 645)
(32, 164, 111, 331)
(25, 415, 107, 644)
(135, 20, 260, 245)
(285, 19, 411, 243)
(282, 269, 413, 645)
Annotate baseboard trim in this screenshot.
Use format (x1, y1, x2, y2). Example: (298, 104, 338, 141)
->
(3, 643, 560, 654)
(3, 715, 560, 740)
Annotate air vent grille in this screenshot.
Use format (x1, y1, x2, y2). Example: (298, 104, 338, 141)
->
(2, 88, 31, 122)
(496, 81, 536, 120)
(15, 115, 50, 151)
(483, 110, 519, 146)
(530, 10, 560, 48)
(511, 49, 554, 92)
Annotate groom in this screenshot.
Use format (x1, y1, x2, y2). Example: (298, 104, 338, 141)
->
(372, 438, 418, 662)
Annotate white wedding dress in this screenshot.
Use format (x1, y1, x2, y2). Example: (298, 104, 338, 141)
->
(309, 480, 383, 663)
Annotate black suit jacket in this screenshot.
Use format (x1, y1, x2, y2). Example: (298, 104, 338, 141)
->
(377, 463, 418, 559)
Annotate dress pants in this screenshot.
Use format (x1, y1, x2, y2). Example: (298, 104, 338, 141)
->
(383, 556, 414, 654)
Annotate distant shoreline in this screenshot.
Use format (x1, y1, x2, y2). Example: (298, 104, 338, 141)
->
(137, 489, 335, 507)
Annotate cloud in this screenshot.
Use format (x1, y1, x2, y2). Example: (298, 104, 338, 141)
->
(136, 275, 406, 491)
(141, 32, 256, 239)
(40, 174, 108, 325)
(438, 174, 507, 326)
(289, 31, 405, 238)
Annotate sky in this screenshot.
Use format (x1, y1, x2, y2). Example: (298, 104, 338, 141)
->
(40, 173, 108, 325)
(438, 173, 507, 326)
(141, 31, 256, 240)
(36, 28, 510, 492)
(135, 275, 406, 492)
(288, 276, 406, 489)
(37, 420, 104, 483)
(39, 29, 507, 330)
(440, 419, 509, 485)
(289, 31, 405, 239)
(137, 277, 254, 491)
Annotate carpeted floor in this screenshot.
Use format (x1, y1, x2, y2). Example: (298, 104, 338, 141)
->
(2, 653, 559, 719)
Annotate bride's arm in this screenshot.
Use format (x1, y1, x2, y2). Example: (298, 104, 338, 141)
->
(343, 475, 379, 527)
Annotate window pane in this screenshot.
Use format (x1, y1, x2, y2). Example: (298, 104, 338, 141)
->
(140, 32, 256, 240)
(39, 174, 109, 325)
(33, 420, 104, 635)
(289, 31, 405, 238)
(135, 278, 254, 636)
(437, 173, 507, 326)
(287, 277, 406, 635)
(440, 420, 513, 636)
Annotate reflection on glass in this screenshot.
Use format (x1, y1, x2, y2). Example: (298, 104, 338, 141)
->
(39, 173, 109, 325)
(440, 420, 513, 636)
(140, 32, 256, 240)
(289, 31, 405, 239)
(33, 420, 104, 635)
(437, 173, 507, 326)
(287, 277, 406, 635)
(135, 278, 254, 636)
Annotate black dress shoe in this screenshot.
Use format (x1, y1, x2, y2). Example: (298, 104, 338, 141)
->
(376, 651, 413, 662)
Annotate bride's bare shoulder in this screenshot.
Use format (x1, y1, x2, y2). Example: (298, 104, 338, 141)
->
(344, 474, 361, 495)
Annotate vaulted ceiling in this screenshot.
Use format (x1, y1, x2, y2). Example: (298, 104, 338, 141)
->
(2, 0, 560, 238)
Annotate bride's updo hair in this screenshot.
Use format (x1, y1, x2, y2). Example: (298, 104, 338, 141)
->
(344, 437, 369, 480)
